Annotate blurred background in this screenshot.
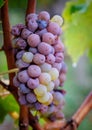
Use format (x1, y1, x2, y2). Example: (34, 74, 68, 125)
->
(0, 0, 92, 130)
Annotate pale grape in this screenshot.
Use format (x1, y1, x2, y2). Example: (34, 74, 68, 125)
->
(38, 42, 52, 55)
(43, 92, 53, 105)
(49, 68, 59, 81)
(42, 32, 55, 45)
(28, 65, 41, 78)
(46, 81, 54, 91)
(33, 53, 45, 65)
(51, 15, 63, 27)
(17, 70, 29, 83)
(39, 73, 51, 85)
(40, 63, 52, 72)
(22, 52, 33, 63)
(27, 34, 41, 47)
(34, 84, 47, 96)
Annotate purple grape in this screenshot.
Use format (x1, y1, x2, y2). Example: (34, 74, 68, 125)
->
(55, 52, 64, 63)
(19, 94, 27, 105)
(33, 53, 45, 65)
(17, 70, 29, 83)
(13, 75, 20, 87)
(15, 38, 27, 49)
(28, 47, 38, 54)
(26, 92, 37, 103)
(60, 62, 67, 73)
(34, 102, 43, 110)
(16, 50, 25, 60)
(39, 105, 48, 114)
(46, 54, 55, 64)
(19, 84, 30, 94)
(21, 28, 32, 39)
(27, 78, 39, 89)
(35, 29, 47, 37)
(53, 62, 62, 72)
(26, 13, 38, 22)
(16, 59, 30, 69)
(27, 19, 38, 32)
(38, 11, 50, 22)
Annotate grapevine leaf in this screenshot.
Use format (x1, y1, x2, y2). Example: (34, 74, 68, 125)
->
(62, 1, 92, 62)
(0, 94, 19, 123)
(0, 0, 4, 8)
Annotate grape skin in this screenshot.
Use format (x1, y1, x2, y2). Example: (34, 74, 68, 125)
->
(39, 73, 51, 85)
(27, 78, 39, 89)
(46, 54, 55, 64)
(40, 63, 52, 72)
(28, 65, 41, 78)
(22, 52, 33, 63)
(33, 53, 45, 65)
(38, 11, 50, 22)
(26, 92, 37, 103)
(16, 59, 30, 69)
(27, 19, 38, 32)
(49, 68, 59, 81)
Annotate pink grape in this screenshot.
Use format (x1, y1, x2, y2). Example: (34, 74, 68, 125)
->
(28, 47, 38, 54)
(28, 65, 41, 78)
(38, 42, 52, 55)
(16, 59, 30, 69)
(27, 34, 41, 47)
(16, 50, 25, 60)
(47, 22, 60, 35)
(54, 38, 64, 52)
(54, 79, 60, 89)
(46, 54, 55, 64)
(26, 92, 37, 103)
(55, 52, 64, 63)
(33, 53, 45, 65)
(27, 19, 38, 32)
(21, 28, 32, 39)
(17, 70, 29, 83)
(38, 11, 50, 22)
(26, 13, 38, 22)
(59, 73, 66, 83)
(27, 78, 39, 89)
(42, 32, 55, 45)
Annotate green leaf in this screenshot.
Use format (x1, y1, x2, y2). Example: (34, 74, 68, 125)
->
(0, 94, 19, 123)
(0, 0, 4, 8)
(62, 1, 92, 62)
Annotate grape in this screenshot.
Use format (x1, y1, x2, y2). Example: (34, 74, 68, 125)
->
(53, 91, 65, 105)
(54, 38, 64, 52)
(40, 63, 52, 72)
(19, 84, 30, 94)
(13, 75, 20, 87)
(27, 78, 39, 89)
(55, 52, 64, 63)
(17, 70, 29, 83)
(16, 50, 25, 60)
(38, 11, 50, 22)
(47, 22, 60, 35)
(11, 24, 25, 36)
(46, 81, 54, 91)
(39, 73, 51, 85)
(46, 105, 56, 115)
(59, 73, 66, 84)
(49, 68, 59, 81)
(21, 28, 32, 39)
(53, 62, 62, 71)
(22, 52, 33, 63)
(35, 28, 47, 37)
(27, 19, 38, 32)
(42, 32, 55, 45)
(26, 13, 38, 22)
(33, 53, 45, 65)
(27, 34, 41, 47)
(55, 111, 64, 119)
(26, 92, 37, 103)
(54, 79, 60, 89)
(60, 62, 67, 73)
(51, 15, 63, 27)
(37, 20, 48, 29)
(38, 42, 52, 55)
(15, 38, 27, 49)
(43, 92, 53, 105)
(37, 92, 50, 104)
(28, 47, 38, 54)
(34, 102, 43, 110)
(16, 59, 30, 69)
(28, 65, 41, 78)
(46, 54, 55, 64)
(34, 84, 47, 96)
(39, 105, 48, 113)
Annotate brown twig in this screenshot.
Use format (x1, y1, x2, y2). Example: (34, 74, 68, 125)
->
(26, 0, 36, 16)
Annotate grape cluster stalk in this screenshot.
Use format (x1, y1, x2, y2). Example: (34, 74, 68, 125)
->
(12, 11, 67, 121)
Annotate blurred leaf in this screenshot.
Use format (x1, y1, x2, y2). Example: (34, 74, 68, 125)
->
(62, 1, 92, 62)
(0, 0, 4, 8)
(0, 95, 19, 123)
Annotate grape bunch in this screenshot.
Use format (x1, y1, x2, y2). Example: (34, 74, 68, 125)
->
(12, 11, 67, 121)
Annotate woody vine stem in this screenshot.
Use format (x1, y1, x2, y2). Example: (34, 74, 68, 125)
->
(0, 0, 92, 130)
